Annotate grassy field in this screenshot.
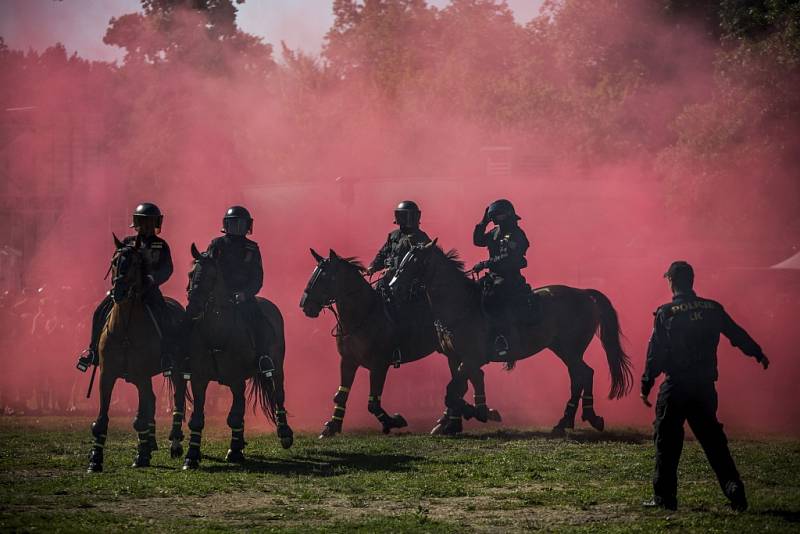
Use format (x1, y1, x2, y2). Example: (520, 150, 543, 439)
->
(0, 417, 798, 533)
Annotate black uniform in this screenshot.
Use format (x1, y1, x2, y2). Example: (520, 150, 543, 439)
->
(473, 221, 530, 314)
(206, 234, 270, 355)
(642, 290, 766, 508)
(370, 228, 431, 279)
(89, 234, 173, 354)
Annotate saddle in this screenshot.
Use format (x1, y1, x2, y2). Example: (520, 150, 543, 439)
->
(479, 275, 541, 326)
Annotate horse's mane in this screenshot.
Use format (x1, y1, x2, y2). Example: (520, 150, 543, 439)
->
(339, 256, 366, 273)
(440, 247, 466, 272)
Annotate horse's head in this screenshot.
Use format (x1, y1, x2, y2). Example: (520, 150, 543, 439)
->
(110, 233, 144, 303)
(389, 238, 439, 301)
(186, 242, 218, 319)
(301, 248, 345, 318)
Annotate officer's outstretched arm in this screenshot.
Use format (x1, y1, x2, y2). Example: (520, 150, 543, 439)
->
(721, 309, 767, 365)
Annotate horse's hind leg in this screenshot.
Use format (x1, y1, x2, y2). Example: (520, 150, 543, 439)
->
(433, 363, 471, 436)
(552, 356, 584, 436)
(169, 375, 187, 459)
(367, 364, 408, 434)
(183, 379, 207, 470)
(132, 378, 156, 468)
(578, 362, 604, 431)
(87, 371, 116, 473)
(461, 367, 502, 424)
(319, 357, 358, 438)
(225, 380, 247, 463)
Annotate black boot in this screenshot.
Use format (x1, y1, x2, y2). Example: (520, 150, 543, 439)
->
(494, 334, 509, 358)
(725, 481, 748, 512)
(392, 348, 402, 368)
(258, 355, 275, 377)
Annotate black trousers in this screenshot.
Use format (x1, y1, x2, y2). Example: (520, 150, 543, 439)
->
(240, 299, 272, 356)
(653, 380, 741, 502)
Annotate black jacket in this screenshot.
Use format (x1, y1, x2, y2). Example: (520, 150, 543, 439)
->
(369, 228, 431, 273)
(207, 235, 263, 299)
(641, 290, 765, 395)
(122, 234, 173, 287)
(473, 222, 529, 279)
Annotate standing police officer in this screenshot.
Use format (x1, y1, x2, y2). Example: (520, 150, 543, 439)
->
(203, 206, 273, 375)
(76, 203, 175, 374)
(472, 199, 530, 357)
(641, 261, 770, 511)
(367, 200, 431, 364)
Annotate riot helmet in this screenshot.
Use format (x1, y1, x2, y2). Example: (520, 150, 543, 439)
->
(130, 202, 163, 235)
(394, 200, 421, 229)
(486, 199, 520, 225)
(222, 205, 253, 236)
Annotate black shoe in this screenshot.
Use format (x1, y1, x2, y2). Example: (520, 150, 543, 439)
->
(494, 335, 509, 358)
(725, 481, 748, 512)
(642, 496, 677, 511)
(76, 349, 97, 372)
(258, 355, 275, 377)
(392, 348, 402, 368)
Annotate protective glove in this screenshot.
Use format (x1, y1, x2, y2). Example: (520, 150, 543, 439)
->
(480, 207, 491, 226)
(472, 261, 488, 273)
(759, 354, 770, 370)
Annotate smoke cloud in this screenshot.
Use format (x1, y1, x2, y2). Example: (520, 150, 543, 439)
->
(0, 0, 797, 435)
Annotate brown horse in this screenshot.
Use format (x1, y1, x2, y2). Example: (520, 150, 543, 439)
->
(389, 240, 633, 435)
(183, 243, 292, 469)
(300, 248, 500, 438)
(87, 235, 189, 472)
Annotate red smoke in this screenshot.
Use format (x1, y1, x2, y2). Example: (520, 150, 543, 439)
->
(1, 1, 797, 436)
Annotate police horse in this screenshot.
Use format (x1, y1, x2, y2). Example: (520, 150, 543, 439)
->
(182, 244, 293, 469)
(300, 249, 500, 438)
(390, 241, 633, 435)
(87, 235, 189, 472)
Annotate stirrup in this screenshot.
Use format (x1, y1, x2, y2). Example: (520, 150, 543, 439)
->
(161, 355, 174, 377)
(392, 348, 402, 369)
(258, 355, 275, 377)
(494, 335, 509, 357)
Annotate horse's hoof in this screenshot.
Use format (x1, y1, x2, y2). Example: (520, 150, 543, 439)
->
(132, 456, 151, 468)
(170, 442, 184, 459)
(442, 419, 463, 435)
(280, 435, 294, 449)
(182, 458, 199, 470)
(225, 449, 245, 463)
(392, 414, 408, 429)
(430, 423, 445, 436)
(87, 462, 103, 473)
(587, 415, 605, 432)
(488, 409, 502, 422)
(318, 421, 339, 439)
(476, 405, 489, 423)
(551, 426, 567, 437)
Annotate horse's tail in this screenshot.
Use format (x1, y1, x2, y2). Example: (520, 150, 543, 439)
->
(586, 289, 633, 399)
(248, 373, 278, 426)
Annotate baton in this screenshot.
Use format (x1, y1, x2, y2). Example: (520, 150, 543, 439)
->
(86, 364, 98, 399)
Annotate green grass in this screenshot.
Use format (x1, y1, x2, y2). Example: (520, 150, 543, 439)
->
(0, 417, 798, 532)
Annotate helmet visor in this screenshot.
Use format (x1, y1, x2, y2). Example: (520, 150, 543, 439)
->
(395, 210, 420, 228)
(223, 217, 252, 236)
(132, 215, 160, 234)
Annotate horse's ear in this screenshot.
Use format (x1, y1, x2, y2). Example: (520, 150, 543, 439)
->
(113, 232, 123, 249)
(310, 248, 324, 263)
(191, 243, 202, 260)
(329, 249, 339, 260)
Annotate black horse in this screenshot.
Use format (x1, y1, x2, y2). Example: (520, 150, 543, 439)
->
(300, 248, 500, 438)
(182, 243, 293, 469)
(390, 240, 633, 435)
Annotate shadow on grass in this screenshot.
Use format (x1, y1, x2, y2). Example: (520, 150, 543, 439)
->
(758, 509, 800, 523)
(456, 428, 649, 445)
(199, 451, 422, 476)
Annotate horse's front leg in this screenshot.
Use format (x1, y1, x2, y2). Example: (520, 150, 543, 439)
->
(225, 380, 247, 463)
(87, 369, 116, 473)
(169, 374, 187, 459)
(132, 377, 156, 468)
(183, 378, 208, 470)
(272, 368, 293, 449)
(367, 363, 408, 434)
(432, 360, 471, 436)
(461, 367, 502, 424)
(319, 357, 358, 438)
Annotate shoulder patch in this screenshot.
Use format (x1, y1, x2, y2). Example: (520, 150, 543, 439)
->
(150, 242, 163, 249)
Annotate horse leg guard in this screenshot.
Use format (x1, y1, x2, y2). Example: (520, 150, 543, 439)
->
(474, 395, 489, 423)
(169, 410, 185, 459)
(432, 409, 462, 436)
(369, 396, 407, 434)
(552, 400, 578, 436)
(87, 418, 108, 473)
(183, 416, 204, 470)
(147, 421, 158, 452)
(580, 395, 605, 431)
(276, 409, 293, 449)
(320, 387, 349, 439)
(132, 418, 152, 468)
(225, 414, 246, 463)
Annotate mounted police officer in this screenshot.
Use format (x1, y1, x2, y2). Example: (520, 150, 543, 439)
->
(76, 203, 176, 374)
(367, 200, 431, 364)
(641, 261, 769, 511)
(473, 199, 530, 358)
(202, 206, 274, 376)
